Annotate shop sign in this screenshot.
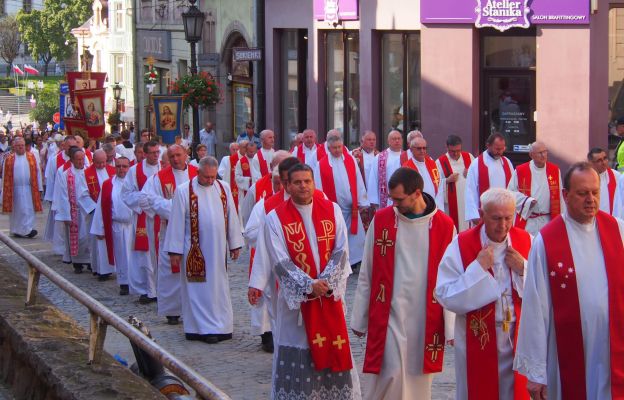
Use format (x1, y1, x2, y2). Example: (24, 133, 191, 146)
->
(137, 30, 172, 61)
(314, 0, 358, 22)
(421, 0, 589, 26)
(233, 48, 262, 62)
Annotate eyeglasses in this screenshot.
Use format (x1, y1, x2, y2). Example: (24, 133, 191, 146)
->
(412, 146, 427, 151)
(184, 127, 190, 130)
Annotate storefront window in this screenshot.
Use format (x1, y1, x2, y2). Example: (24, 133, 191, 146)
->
(609, 8, 624, 148)
(324, 31, 359, 147)
(380, 32, 421, 147)
(280, 30, 307, 147)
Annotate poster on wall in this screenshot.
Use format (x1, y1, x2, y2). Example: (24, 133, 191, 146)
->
(74, 88, 106, 140)
(152, 95, 183, 144)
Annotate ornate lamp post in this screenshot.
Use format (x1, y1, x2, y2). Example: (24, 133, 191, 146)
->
(182, 0, 205, 159)
(112, 82, 122, 134)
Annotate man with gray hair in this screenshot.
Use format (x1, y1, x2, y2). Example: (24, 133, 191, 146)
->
(218, 142, 243, 216)
(102, 142, 119, 167)
(435, 187, 532, 400)
(250, 129, 275, 184)
(507, 141, 565, 234)
(164, 156, 243, 343)
(292, 129, 323, 168)
(367, 130, 408, 208)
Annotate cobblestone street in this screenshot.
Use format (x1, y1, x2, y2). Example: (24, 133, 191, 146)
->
(0, 208, 455, 399)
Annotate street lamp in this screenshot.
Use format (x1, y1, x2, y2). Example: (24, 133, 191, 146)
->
(112, 82, 122, 134)
(182, 0, 205, 159)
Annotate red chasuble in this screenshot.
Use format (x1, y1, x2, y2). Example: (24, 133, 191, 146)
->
(275, 197, 353, 372)
(363, 206, 454, 374)
(318, 154, 359, 234)
(2, 152, 42, 213)
(458, 224, 530, 400)
(541, 212, 624, 400)
(607, 169, 617, 214)
(477, 153, 512, 197)
(100, 177, 115, 265)
(229, 152, 241, 212)
(84, 164, 115, 202)
(514, 162, 561, 229)
(438, 152, 472, 230)
(256, 149, 271, 177)
(254, 174, 274, 202)
(402, 157, 441, 194)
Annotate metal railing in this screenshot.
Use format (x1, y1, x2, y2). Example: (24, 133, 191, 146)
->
(0, 230, 231, 400)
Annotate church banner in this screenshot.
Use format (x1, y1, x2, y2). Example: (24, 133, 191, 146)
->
(153, 95, 183, 144)
(66, 72, 107, 113)
(74, 88, 106, 140)
(63, 117, 88, 139)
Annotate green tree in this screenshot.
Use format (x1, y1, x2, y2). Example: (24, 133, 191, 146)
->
(17, 0, 91, 76)
(29, 87, 58, 126)
(0, 16, 21, 76)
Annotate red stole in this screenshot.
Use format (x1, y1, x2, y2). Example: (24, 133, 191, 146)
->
(607, 169, 617, 214)
(275, 198, 353, 372)
(85, 149, 93, 164)
(353, 147, 379, 187)
(134, 161, 153, 252)
(264, 189, 286, 214)
(318, 154, 359, 234)
(402, 157, 441, 194)
(438, 152, 472, 230)
(254, 174, 274, 202)
(256, 149, 271, 177)
(541, 212, 624, 400)
(84, 164, 115, 202)
(514, 162, 561, 229)
(478, 153, 512, 197)
(101, 178, 115, 265)
(229, 153, 241, 212)
(56, 152, 67, 170)
(2, 152, 42, 213)
(240, 156, 252, 179)
(458, 224, 530, 400)
(296, 144, 324, 164)
(158, 165, 198, 201)
(363, 207, 454, 374)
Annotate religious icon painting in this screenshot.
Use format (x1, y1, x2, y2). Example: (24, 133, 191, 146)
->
(66, 72, 107, 108)
(153, 95, 183, 144)
(63, 117, 89, 138)
(75, 88, 106, 140)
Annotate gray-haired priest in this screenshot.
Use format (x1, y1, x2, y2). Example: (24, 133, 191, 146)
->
(164, 156, 243, 344)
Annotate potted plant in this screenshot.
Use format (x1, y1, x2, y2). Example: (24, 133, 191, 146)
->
(172, 71, 222, 109)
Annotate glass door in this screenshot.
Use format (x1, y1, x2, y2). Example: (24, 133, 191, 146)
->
(232, 83, 253, 140)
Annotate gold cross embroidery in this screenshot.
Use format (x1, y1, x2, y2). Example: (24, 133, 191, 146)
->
(376, 283, 386, 303)
(312, 333, 327, 348)
(425, 333, 444, 362)
(87, 176, 99, 196)
(317, 220, 335, 249)
(332, 335, 347, 350)
(375, 229, 394, 257)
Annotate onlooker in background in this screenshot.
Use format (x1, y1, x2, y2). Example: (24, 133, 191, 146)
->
(199, 121, 219, 157)
(115, 130, 135, 162)
(236, 121, 261, 148)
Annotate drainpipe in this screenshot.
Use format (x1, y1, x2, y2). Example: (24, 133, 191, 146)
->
(255, 0, 265, 131)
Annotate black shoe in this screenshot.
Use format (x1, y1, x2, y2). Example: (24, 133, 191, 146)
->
(186, 334, 219, 344)
(138, 294, 157, 304)
(12, 233, 25, 238)
(98, 273, 111, 281)
(62, 260, 72, 265)
(85, 264, 92, 272)
(26, 230, 37, 238)
(217, 333, 233, 342)
(261, 332, 274, 353)
(166, 316, 180, 325)
(119, 285, 129, 295)
(73, 264, 83, 274)
(185, 333, 203, 341)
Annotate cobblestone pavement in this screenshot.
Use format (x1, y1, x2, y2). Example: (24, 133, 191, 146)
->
(0, 208, 455, 399)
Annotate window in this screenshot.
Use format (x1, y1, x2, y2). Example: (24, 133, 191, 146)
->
(609, 7, 624, 149)
(115, 2, 125, 31)
(280, 29, 307, 147)
(380, 32, 420, 146)
(113, 55, 124, 83)
(324, 31, 359, 147)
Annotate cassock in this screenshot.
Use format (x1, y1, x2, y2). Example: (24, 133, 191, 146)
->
(2, 152, 42, 235)
(164, 177, 243, 335)
(84, 165, 115, 274)
(142, 166, 197, 317)
(367, 149, 408, 208)
(598, 168, 619, 215)
(350, 197, 455, 400)
(90, 176, 134, 283)
(313, 153, 369, 264)
(402, 158, 445, 211)
(465, 152, 514, 222)
(54, 166, 95, 264)
(436, 152, 474, 232)
(251, 148, 274, 184)
(507, 160, 565, 235)
(258, 198, 361, 399)
(435, 224, 531, 400)
(121, 160, 160, 297)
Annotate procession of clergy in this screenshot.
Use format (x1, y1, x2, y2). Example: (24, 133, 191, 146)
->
(3, 125, 624, 400)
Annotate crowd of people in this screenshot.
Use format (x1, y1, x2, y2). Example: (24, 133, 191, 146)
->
(1, 121, 622, 400)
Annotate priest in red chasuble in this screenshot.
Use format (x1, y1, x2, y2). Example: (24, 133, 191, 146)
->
(164, 156, 243, 344)
(515, 162, 624, 400)
(351, 167, 455, 399)
(435, 188, 531, 400)
(259, 163, 360, 399)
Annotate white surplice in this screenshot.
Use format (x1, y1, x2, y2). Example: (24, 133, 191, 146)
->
(599, 169, 620, 215)
(142, 167, 192, 317)
(164, 178, 243, 335)
(90, 176, 134, 283)
(121, 160, 160, 296)
(436, 152, 475, 232)
(258, 200, 361, 400)
(366, 149, 405, 206)
(464, 152, 515, 222)
(313, 153, 369, 264)
(350, 205, 455, 400)
(360, 150, 377, 185)
(3, 154, 42, 235)
(251, 148, 274, 184)
(86, 167, 113, 274)
(435, 226, 529, 400)
(291, 145, 319, 168)
(43, 151, 68, 252)
(507, 161, 566, 235)
(513, 213, 624, 400)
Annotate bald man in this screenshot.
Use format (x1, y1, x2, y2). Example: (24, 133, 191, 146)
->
(367, 130, 409, 208)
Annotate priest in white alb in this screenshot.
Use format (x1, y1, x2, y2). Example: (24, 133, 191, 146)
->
(367, 130, 408, 209)
(402, 136, 444, 210)
(587, 147, 620, 215)
(465, 133, 514, 225)
(250, 130, 275, 184)
(514, 162, 624, 400)
(91, 157, 134, 295)
(436, 135, 474, 232)
(1, 137, 42, 238)
(313, 134, 369, 265)
(165, 156, 243, 343)
(218, 142, 244, 221)
(435, 188, 532, 400)
(507, 141, 565, 235)
(234, 140, 253, 196)
(292, 129, 325, 168)
(351, 167, 455, 400)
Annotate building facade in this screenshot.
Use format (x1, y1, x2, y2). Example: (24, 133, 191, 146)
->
(265, 0, 617, 167)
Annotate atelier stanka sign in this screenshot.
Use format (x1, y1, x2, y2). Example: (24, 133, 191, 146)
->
(475, 0, 530, 31)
